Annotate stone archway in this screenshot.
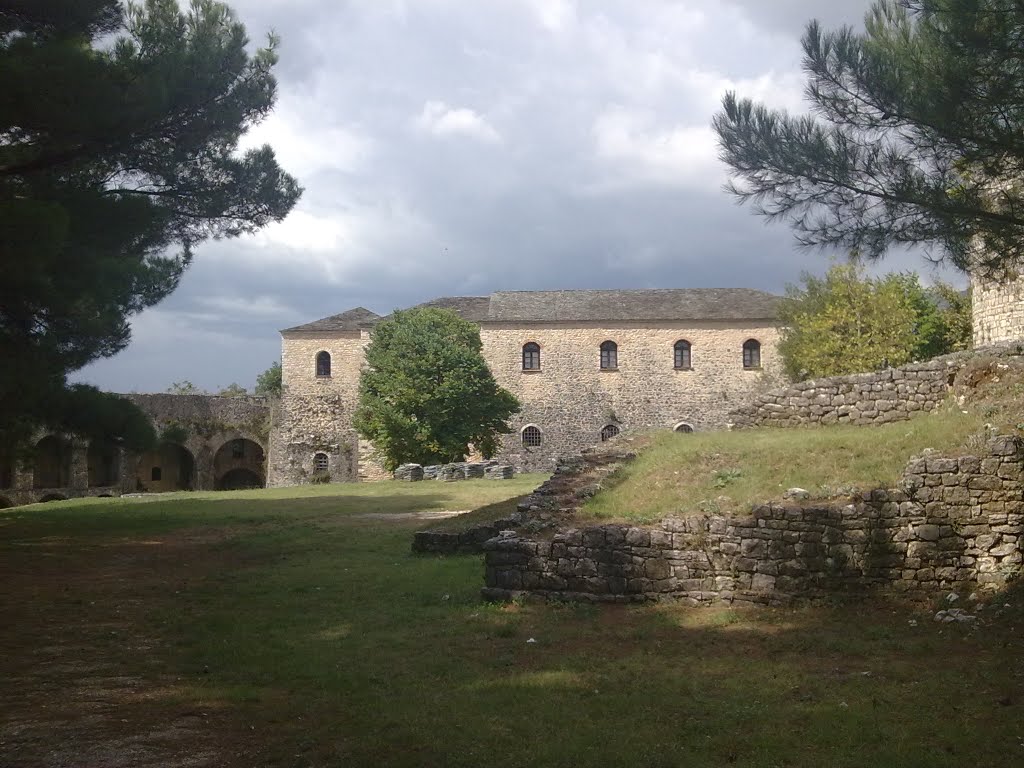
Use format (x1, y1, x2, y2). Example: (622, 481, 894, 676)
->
(87, 439, 120, 488)
(0, 496, 12, 509)
(213, 438, 265, 490)
(136, 443, 195, 492)
(34, 435, 72, 489)
(38, 493, 67, 503)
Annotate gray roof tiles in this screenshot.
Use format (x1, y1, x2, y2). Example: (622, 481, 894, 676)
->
(486, 289, 780, 322)
(284, 288, 779, 334)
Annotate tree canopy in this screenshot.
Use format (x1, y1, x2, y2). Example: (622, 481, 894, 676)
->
(713, 0, 1024, 273)
(0, 0, 300, 451)
(777, 262, 971, 379)
(254, 361, 282, 397)
(353, 308, 521, 471)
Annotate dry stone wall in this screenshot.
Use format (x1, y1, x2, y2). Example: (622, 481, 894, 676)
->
(483, 436, 1024, 604)
(728, 344, 1024, 429)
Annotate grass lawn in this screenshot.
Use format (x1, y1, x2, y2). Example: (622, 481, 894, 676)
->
(582, 408, 985, 523)
(2, 477, 1023, 767)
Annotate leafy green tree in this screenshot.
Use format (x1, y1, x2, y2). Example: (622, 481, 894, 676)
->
(0, 0, 300, 451)
(167, 381, 204, 395)
(778, 263, 969, 379)
(254, 360, 282, 397)
(353, 308, 521, 471)
(713, 0, 1024, 273)
(218, 382, 248, 397)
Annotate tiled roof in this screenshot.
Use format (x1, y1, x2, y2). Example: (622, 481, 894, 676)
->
(283, 289, 780, 334)
(280, 307, 380, 333)
(485, 289, 780, 322)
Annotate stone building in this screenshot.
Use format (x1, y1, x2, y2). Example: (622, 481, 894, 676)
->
(268, 288, 785, 485)
(971, 270, 1024, 346)
(0, 394, 270, 508)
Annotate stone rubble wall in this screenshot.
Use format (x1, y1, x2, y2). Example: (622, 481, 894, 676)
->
(728, 344, 1024, 429)
(482, 435, 1024, 604)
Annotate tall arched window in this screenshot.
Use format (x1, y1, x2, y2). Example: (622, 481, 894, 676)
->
(315, 351, 331, 377)
(600, 424, 620, 442)
(674, 339, 692, 369)
(522, 342, 541, 371)
(600, 340, 618, 370)
(522, 426, 542, 447)
(313, 452, 329, 472)
(742, 339, 761, 369)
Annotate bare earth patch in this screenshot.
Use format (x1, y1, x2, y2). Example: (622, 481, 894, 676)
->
(0, 530, 243, 767)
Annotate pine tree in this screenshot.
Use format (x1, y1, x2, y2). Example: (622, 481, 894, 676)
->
(713, 0, 1024, 273)
(0, 0, 301, 450)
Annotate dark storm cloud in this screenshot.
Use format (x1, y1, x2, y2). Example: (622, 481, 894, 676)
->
(76, 0, 952, 394)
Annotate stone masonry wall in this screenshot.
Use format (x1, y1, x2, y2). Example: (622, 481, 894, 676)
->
(269, 330, 371, 486)
(972, 272, 1024, 346)
(728, 344, 1024, 430)
(483, 435, 1024, 604)
(481, 321, 784, 473)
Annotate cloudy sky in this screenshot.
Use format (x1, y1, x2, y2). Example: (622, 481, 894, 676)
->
(77, 0, 955, 394)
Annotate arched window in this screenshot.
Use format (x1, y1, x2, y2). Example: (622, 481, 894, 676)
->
(522, 426, 542, 447)
(600, 424, 620, 442)
(600, 340, 618, 370)
(742, 339, 761, 369)
(674, 339, 692, 369)
(315, 351, 331, 377)
(674, 422, 694, 433)
(313, 452, 329, 472)
(522, 342, 541, 371)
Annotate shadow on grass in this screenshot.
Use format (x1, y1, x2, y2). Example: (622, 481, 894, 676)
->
(2, 492, 1023, 768)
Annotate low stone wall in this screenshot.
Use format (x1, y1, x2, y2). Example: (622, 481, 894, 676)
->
(482, 435, 1024, 604)
(728, 344, 1024, 429)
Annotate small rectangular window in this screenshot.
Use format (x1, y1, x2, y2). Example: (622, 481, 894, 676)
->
(151, 467, 162, 482)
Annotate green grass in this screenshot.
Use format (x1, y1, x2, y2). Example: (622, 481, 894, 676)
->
(2, 480, 1023, 766)
(582, 408, 984, 523)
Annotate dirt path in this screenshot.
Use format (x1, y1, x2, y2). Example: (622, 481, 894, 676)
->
(0, 532, 240, 767)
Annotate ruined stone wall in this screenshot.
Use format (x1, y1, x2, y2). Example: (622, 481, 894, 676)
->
(972, 272, 1024, 345)
(268, 330, 371, 486)
(728, 344, 1024, 430)
(483, 435, 1024, 604)
(481, 321, 784, 473)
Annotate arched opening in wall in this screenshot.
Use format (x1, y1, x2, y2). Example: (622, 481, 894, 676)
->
(674, 422, 695, 433)
(214, 438, 266, 490)
(521, 426, 542, 447)
(674, 339, 692, 369)
(313, 452, 329, 472)
(135, 443, 195, 492)
(87, 439, 120, 487)
(0, 496, 12, 509)
(600, 424, 620, 442)
(38, 493, 67, 503)
(217, 468, 263, 490)
(0, 453, 12, 490)
(600, 340, 618, 370)
(33, 435, 72, 489)
(742, 339, 761, 369)
(315, 351, 331, 377)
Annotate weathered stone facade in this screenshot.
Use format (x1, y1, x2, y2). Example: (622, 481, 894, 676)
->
(972, 270, 1024, 346)
(0, 394, 270, 508)
(482, 435, 1024, 604)
(270, 290, 784, 485)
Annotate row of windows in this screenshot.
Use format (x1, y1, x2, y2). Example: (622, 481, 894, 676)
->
(521, 422, 693, 447)
(523, 339, 761, 371)
(311, 340, 763, 378)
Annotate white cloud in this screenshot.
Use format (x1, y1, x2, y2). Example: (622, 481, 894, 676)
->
(523, 0, 577, 31)
(592, 106, 722, 188)
(414, 100, 502, 144)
